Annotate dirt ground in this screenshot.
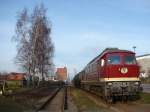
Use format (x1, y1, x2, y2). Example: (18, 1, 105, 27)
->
(0, 86, 58, 112)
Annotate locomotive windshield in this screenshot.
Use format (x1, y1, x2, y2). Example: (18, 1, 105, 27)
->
(107, 55, 120, 64)
(124, 55, 136, 65)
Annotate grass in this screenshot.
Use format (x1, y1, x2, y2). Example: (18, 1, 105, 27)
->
(71, 88, 108, 112)
(0, 96, 26, 112)
(0, 87, 36, 112)
(139, 92, 150, 104)
(12, 87, 33, 93)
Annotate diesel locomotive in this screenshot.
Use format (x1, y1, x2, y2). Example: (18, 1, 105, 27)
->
(73, 48, 142, 102)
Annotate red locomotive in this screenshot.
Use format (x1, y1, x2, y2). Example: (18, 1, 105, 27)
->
(73, 48, 141, 102)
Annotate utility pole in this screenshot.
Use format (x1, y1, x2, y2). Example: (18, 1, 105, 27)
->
(73, 68, 77, 76)
(133, 46, 136, 53)
(67, 73, 70, 84)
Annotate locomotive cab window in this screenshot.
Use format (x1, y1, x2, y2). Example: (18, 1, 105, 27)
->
(124, 56, 136, 65)
(107, 55, 120, 64)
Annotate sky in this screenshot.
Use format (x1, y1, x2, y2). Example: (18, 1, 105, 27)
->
(0, 0, 150, 77)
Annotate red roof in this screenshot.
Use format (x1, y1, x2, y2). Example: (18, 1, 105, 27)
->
(0, 75, 8, 80)
(0, 72, 26, 81)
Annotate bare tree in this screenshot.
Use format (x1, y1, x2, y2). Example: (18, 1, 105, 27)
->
(13, 4, 54, 83)
(31, 5, 54, 81)
(14, 8, 32, 74)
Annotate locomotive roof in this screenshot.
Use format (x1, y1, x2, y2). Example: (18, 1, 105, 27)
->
(88, 48, 134, 65)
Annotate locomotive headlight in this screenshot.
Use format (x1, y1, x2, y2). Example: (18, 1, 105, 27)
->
(134, 82, 139, 85)
(107, 82, 112, 86)
(0, 90, 2, 95)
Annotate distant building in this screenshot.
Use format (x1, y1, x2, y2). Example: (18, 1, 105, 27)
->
(8, 72, 26, 80)
(0, 75, 7, 81)
(47, 70, 56, 81)
(0, 72, 27, 87)
(48, 75, 57, 81)
(136, 54, 150, 78)
(0, 72, 26, 81)
(56, 67, 67, 81)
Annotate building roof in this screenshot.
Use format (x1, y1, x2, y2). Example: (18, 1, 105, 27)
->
(88, 48, 134, 65)
(136, 54, 150, 60)
(0, 72, 26, 81)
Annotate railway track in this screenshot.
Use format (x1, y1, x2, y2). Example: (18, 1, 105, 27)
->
(37, 86, 67, 112)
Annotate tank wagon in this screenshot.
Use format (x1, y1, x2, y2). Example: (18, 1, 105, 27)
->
(74, 48, 142, 102)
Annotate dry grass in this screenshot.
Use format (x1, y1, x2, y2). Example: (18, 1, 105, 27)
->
(70, 88, 110, 112)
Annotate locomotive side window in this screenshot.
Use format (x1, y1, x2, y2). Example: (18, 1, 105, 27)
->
(125, 56, 136, 65)
(108, 55, 120, 64)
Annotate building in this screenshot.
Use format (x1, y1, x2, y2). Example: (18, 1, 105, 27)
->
(136, 54, 150, 78)
(56, 67, 67, 81)
(0, 75, 7, 81)
(48, 75, 57, 81)
(0, 72, 27, 87)
(8, 72, 26, 80)
(0, 72, 26, 81)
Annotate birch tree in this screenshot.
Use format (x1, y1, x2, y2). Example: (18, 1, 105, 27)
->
(14, 8, 32, 74)
(13, 4, 54, 82)
(31, 5, 54, 81)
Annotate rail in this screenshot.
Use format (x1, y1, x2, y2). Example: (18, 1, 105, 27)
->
(36, 87, 61, 112)
(37, 86, 68, 112)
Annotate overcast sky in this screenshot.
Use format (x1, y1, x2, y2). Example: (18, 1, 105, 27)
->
(0, 0, 150, 77)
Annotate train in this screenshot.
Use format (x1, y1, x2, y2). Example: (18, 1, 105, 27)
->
(73, 48, 142, 102)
